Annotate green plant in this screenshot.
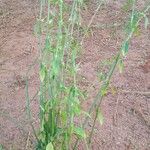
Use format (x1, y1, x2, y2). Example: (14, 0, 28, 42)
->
(25, 0, 150, 149)
(31, 0, 88, 149)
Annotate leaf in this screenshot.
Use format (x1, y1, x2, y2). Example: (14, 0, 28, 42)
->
(51, 58, 59, 77)
(46, 142, 54, 150)
(61, 111, 67, 123)
(39, 64, 46, 82)
(131, 12, 139, 29)
(144, 16, 149, 29)
(97, 109, 104, 125)
(73, 105, 81, 115)
(59, 83, 67, 91)
(40, 105, 45, 113)
(73, 127, 86, 139)
(134, 25, 140, 36)
(100, 86, 108, 96)
(121, 41, 129, 56)
(45, 100, 51, 112)
(118, 59, 124, 73)
(45, 36, 51, 51)
(99, 72, 106, 81)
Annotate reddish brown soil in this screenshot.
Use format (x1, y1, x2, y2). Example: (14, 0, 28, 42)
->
(0, 0, 150, 150)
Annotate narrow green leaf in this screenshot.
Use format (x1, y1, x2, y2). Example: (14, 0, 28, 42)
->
(131, 12, 139, 29)
(39, 64, 46, 82)
(45, 36, 51, 51)
(46, 142, 54, 150)
(40, 105, 45, 112)
(73, 105, 81, 115)
(134, 25, 141, 36)
(73, 127, 86, 139)
(99, 72, 106, 81)
(100, 86, 108, 96)
(118, 59, 124, 73)
(97, 109, 104, 125)
(121, 41, 129, 56)
(61, 111, 67, 123)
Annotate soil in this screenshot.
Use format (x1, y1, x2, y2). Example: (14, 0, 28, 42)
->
(0, 0, 150, 150)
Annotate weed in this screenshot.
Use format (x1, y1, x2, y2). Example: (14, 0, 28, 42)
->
(25, 0, 150, 149)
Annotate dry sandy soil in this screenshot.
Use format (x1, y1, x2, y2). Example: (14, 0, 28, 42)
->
(0, 0, 150, 149)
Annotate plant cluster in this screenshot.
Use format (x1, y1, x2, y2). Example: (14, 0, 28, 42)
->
(26, 0, 150, 149)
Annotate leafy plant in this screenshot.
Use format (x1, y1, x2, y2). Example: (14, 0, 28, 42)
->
(25, 0, 150, 149)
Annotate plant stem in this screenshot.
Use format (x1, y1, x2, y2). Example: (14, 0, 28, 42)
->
(73, 2, 150, 149)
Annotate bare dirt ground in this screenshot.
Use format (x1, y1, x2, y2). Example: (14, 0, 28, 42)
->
(0, 0, 150, 150)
